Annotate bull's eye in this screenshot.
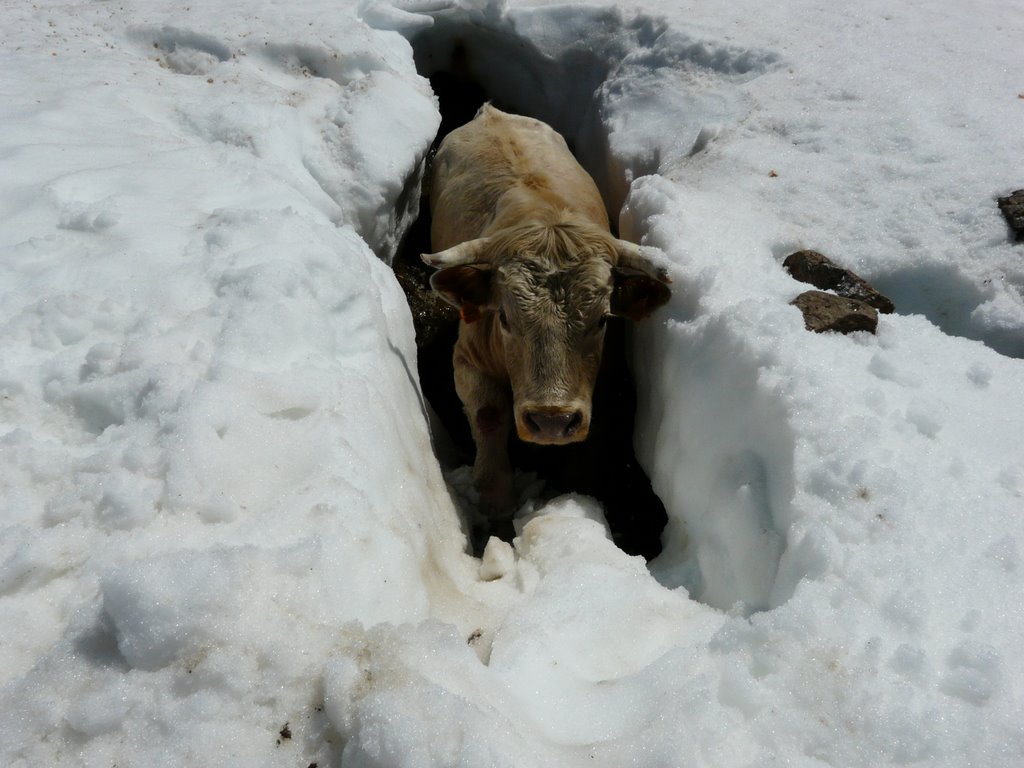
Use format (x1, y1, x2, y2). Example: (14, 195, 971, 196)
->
(498, 308, 510, 331)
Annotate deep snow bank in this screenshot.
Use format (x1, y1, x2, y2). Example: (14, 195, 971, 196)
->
(0, 2, 485, 765)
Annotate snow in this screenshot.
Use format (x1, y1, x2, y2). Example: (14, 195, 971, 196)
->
(2, 0, 1023, 766)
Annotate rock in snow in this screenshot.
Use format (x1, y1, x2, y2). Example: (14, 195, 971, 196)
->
(997, 189, 1024, 241)
(2, 1, 1024, 767)
(791, 289, 879, 334)
(784, 249, 896, 313)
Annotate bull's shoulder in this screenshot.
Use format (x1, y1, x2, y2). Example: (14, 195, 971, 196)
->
(431, 106, 609, 245)
(437, 106, 569, 174)
(477, 105, 563, 140)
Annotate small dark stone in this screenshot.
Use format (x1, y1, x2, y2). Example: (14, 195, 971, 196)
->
(279, 723, 292, 741)
(791, 290, 879, 334)
(783, 250, 895, 313)
(997, 189, 1024, 241)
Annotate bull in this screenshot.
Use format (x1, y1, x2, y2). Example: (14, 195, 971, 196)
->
(422, 105, 671, 513)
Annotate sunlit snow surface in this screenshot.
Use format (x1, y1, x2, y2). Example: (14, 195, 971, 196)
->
(2, 0, 1023, 766)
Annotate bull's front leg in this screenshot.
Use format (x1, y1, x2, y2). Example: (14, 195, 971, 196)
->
(454, 356, 514, 516)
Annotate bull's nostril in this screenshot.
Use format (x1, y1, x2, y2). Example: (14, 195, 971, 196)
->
(524, 412, 542, 434)
(523, 410, 584, 441)
(565, 410, 583, 436)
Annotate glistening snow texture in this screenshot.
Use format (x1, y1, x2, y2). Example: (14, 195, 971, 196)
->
(3, 1, 1024, 767)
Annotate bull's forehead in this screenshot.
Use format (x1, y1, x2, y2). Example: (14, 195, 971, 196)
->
(497, 257, 612, 320)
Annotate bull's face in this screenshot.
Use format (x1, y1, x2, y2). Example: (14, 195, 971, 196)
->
(425, 234, 671, 446)
(494, 259, 609, 444)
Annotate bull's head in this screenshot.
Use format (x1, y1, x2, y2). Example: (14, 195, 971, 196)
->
(423, 227, 671, 445)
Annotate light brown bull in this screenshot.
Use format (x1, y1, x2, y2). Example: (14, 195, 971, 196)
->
(423, 105, 670, 513)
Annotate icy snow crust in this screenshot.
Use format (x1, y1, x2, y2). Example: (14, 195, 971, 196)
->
(2, 0, 1023, 766)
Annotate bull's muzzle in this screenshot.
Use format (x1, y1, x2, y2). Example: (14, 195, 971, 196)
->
(519, 406, 587, 445)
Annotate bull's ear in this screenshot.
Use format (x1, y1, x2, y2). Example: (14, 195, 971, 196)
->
(610, 268, 672, 321)
(430, 264, 495, 323)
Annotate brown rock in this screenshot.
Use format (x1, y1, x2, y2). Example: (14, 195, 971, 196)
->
(783, 250, 895, 313)
(791, 290, 879, 334)
(997, 189, 1024, 241)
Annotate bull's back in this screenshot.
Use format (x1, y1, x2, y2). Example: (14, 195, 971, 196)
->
(430, 105, 609, 251)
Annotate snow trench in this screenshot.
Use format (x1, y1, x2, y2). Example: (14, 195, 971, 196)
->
(7, 3, 1024, 766)
(392, 49, 670, 559)
(377, 3, 796, 611)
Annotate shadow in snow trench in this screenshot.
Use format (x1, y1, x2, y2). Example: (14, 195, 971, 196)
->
(872, 263, 1024, 359)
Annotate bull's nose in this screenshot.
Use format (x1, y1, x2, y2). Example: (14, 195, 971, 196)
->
(523, 409, 584, 442)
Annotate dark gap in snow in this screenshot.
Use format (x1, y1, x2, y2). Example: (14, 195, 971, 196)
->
(73, 611, 131, 672)
(392, 28, 668, 560)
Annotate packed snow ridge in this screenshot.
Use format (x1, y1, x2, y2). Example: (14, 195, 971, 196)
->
(2, 0, 1024, 767)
